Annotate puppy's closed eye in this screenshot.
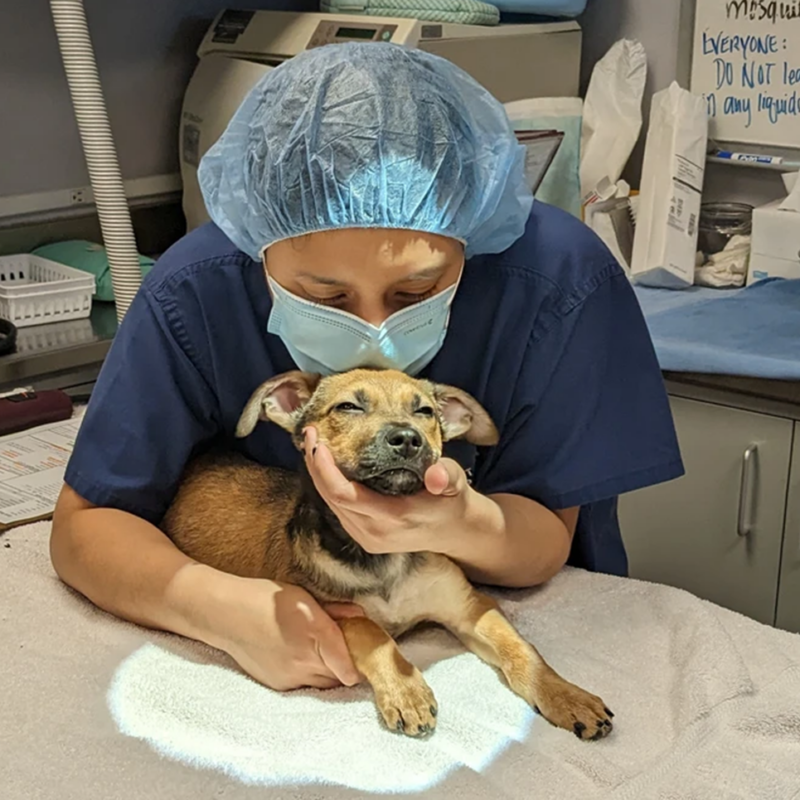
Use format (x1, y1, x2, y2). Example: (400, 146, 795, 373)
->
(334, 402, 365, 414)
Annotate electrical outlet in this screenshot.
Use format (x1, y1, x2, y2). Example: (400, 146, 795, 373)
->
(71, 189, 86, 204)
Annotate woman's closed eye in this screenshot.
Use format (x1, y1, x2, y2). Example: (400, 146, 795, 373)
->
(395, 288, 436, 304)
(305, 292, 349, 307)
(307, 288, 437, 311)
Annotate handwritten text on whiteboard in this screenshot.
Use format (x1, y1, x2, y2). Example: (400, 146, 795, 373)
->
(691, 0, 800, 145)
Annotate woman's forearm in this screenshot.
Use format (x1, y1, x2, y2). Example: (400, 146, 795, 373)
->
(50, 484, 224, 647)
(441, 490, 573, 588)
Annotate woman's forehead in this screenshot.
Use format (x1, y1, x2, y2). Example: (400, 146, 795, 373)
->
(265, 228, 463, 282)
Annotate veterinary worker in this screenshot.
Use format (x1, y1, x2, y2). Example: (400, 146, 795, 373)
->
(51, 44, 683, 692)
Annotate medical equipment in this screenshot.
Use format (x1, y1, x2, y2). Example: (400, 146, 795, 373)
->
(179, 9, 582, 231)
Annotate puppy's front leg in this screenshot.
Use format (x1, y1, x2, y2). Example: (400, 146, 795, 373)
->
(424, 557, 614, 740)
(338, 616, 437, 738)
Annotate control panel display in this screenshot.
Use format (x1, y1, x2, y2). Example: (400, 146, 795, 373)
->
(335, 26, 377, 40)
(307, 21, 397, 49)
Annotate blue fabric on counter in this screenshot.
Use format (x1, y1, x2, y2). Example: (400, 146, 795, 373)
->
(633, 278, 800, 379)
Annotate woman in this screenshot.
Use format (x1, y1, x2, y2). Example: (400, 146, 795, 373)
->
(51, 43, 683, 692)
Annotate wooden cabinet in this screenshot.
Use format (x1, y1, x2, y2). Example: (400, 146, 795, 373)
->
(618, 396, 793, 627)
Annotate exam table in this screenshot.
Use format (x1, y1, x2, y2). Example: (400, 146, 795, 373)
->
(4, 280, 800, 798)
(4, 518, 800, 799)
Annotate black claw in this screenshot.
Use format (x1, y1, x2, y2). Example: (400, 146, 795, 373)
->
(533, 705, 541, 715)
(430, 706, 437, 717)
(573, 721, 586, 738)
(604, 707, 614, 718)
(596, 720, 604, 727)
(590, 729, 605, 741)
(396, 719, 404, 731)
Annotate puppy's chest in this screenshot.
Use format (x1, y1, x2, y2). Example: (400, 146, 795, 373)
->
(352, 556, 459, 636)
(305, 545, 449, 635)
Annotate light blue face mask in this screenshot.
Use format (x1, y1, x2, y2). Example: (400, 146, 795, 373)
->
(266, 274, 460, 377)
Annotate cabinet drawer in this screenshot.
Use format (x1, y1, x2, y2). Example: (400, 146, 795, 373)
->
(618, 396, 792, 625)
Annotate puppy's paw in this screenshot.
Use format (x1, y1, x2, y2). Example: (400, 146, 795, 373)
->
(374, 669, 438, 738)
(534, 679, 613, 741)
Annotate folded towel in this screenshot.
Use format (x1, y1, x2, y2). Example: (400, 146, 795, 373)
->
(3, 522, 800, 799)
(634, 278, 800, 379)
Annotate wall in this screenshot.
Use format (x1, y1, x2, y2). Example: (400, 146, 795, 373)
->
(0, 0, 785, 245)
(578, 0, 787, 206)
(0, 0, 312, 212)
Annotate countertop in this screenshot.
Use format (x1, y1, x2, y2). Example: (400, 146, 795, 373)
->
(664, 371, 800, 420)
(0, 303, 117, 393)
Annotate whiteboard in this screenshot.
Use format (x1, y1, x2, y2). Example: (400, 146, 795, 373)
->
(690, 0, 800, 147)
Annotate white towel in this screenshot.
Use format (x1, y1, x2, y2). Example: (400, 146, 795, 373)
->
(3, 521, 800, 799)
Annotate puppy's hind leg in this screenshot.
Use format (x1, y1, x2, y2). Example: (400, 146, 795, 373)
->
(338, 616, 438, 738)
(423, 557, 614, 741)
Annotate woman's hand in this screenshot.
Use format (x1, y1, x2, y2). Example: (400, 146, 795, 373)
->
(303, 426, 477, 556)
(202, 568, 364, 691)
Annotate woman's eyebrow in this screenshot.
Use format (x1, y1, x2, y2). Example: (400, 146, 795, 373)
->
(296, 264, 448, 287)
(295, 273, 348, 287)
(400, 265, 447, 282)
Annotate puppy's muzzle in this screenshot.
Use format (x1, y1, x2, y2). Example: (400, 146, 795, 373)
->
(355, 424, 434, 496)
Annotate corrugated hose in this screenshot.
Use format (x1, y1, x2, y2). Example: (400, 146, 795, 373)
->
(50, 0, 142, 324)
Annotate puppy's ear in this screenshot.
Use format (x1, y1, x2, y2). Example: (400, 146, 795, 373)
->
(432, 384, 499, 446)
(235, 371, 321, 437)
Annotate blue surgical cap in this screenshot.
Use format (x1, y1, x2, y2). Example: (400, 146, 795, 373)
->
(198, 42, 532, 260)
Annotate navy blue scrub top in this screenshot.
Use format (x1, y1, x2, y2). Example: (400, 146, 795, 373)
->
(65, 202, 684, 577)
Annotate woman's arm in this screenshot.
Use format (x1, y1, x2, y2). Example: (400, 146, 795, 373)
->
(442, 489, 578, 588)
(51, 484, 217, 639)
(302, 440, 577, 590)
(50, 484, 361, 690)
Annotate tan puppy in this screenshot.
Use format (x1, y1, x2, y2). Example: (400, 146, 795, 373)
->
(162, 369, 613, 741)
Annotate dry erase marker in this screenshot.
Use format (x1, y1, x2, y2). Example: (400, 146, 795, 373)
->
(714, 150, 784, 165)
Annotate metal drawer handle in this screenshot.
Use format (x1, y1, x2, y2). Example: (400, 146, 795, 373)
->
(738, 445, 758, 537)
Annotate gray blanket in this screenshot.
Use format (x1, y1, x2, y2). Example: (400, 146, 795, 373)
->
(4, 521, 800, 799)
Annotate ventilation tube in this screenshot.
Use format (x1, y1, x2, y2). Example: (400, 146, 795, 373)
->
(50, 0, 142, 323)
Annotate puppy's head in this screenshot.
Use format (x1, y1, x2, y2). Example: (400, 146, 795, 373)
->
(235, 369, 498, 496)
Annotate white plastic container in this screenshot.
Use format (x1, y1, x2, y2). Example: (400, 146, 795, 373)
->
(0, 254, 95, 328)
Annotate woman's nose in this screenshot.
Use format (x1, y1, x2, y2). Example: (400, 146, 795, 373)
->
(351, 299, 391, 327)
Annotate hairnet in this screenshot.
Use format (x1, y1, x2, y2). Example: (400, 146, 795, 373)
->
(198, 42, 532, 260)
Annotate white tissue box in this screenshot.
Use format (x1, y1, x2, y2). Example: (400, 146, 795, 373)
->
(747, 200, 800, 285)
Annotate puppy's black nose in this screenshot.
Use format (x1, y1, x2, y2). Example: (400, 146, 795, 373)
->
(384, 426, 423, 459)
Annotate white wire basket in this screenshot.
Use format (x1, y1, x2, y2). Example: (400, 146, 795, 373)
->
(0, 254, 95, 328)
